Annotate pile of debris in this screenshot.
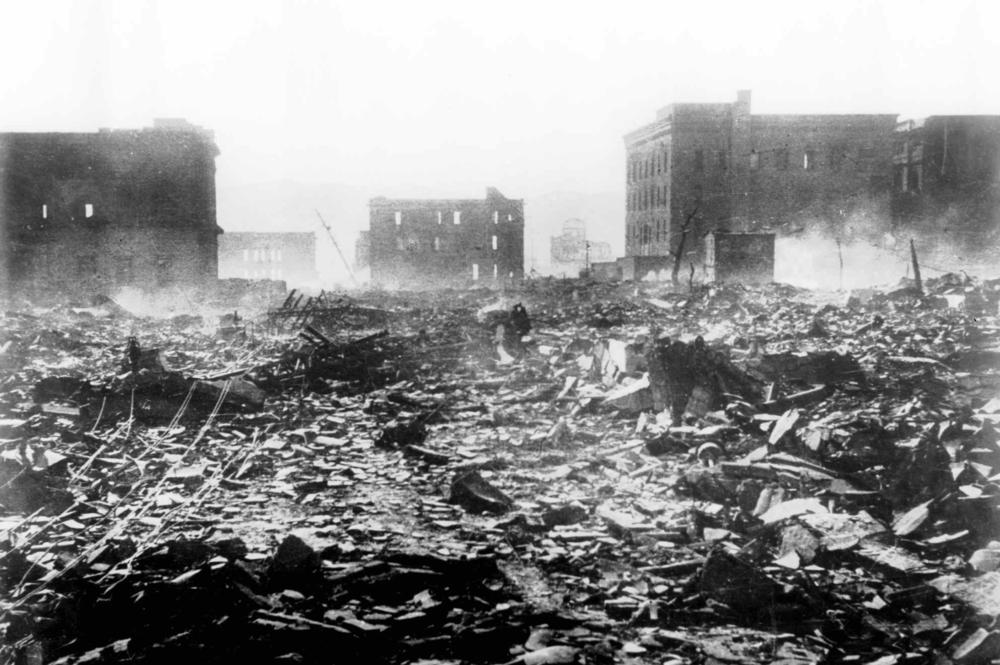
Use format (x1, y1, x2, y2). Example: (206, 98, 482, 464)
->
(0, 276, 998, 664)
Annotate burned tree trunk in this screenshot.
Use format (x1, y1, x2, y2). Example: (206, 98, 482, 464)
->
(671, 207, 699, 284)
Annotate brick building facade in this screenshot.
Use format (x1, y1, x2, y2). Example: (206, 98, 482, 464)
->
(0, 119, 220, 297)
(892, 115, 1000, 245)
(624, 90, 897, 270)
(367, 187, 524, 289)
(218, 232, 318, 287)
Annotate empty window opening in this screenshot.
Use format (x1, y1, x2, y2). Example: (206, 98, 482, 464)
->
(394, 211, 402, 226)
(493, 210, 499, 224)
(437, 211, 443, 224)
(41, 204, 48, 219)
(804, 150, 817, 170)
(750, 151, 760, 169)
(433, 237, 441, 251)
(472, 263, 479, 281)
(507, 214, 513, 221)
(493, 264, 498, 280)
(453, 211, 461, 225)
(84, 203, 94, 218)
(491, 235, 498, 250)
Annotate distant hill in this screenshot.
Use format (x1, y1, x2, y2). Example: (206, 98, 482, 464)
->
(217, 181, 625, 284)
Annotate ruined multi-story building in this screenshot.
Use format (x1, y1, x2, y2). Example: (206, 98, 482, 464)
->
(367, 187, 524, 289)
(0, 119, 220, 297)
(892, 115, 1000, 245)
(550, 219, 613, 276)
(623, 90, 897, 277)
(218, 232, 318, 287)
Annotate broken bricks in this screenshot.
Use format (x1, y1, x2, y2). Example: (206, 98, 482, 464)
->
(3, 277, 1000, 665)
(646, 335, 764, 420)
(448, 470, 514, 514)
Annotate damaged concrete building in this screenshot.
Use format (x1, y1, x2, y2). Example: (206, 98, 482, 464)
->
(218, 232, 319, 288)
(891, 115, 1000, 246)
(367, 187, 524, 289)
(0, 119, 220, 297)
(619, 90, 897, 279)
(550, 218, 613, 277)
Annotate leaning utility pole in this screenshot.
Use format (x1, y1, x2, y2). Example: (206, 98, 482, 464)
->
(315, 210, 359, 288)
(910, 238, 923, 296)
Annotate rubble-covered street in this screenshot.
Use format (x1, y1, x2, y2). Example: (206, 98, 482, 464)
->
(1, 275, 999, 665)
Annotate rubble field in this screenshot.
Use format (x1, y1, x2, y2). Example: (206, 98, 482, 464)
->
(1, 275, 999, 665)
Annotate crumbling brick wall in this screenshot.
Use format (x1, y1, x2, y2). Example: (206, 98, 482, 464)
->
(0, 120, 220, 298)
(368, 187, 524, 290)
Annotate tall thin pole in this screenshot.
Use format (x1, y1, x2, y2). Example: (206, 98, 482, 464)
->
(910, 238, 923, 296)
(315, 210, 359, 288)
(836, 237, 844, 291)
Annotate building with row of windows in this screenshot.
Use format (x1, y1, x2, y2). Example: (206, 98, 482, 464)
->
(365, 187, 524, 289)
(218, 232, 318, 286)
(619, 89, 1000, 279)
(621, 90, 897, 277)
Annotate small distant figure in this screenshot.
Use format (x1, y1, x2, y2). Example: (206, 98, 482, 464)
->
(509, 303, 531, 338)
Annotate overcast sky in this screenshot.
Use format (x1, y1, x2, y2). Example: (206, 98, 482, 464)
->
(2, 0, 998, 206)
